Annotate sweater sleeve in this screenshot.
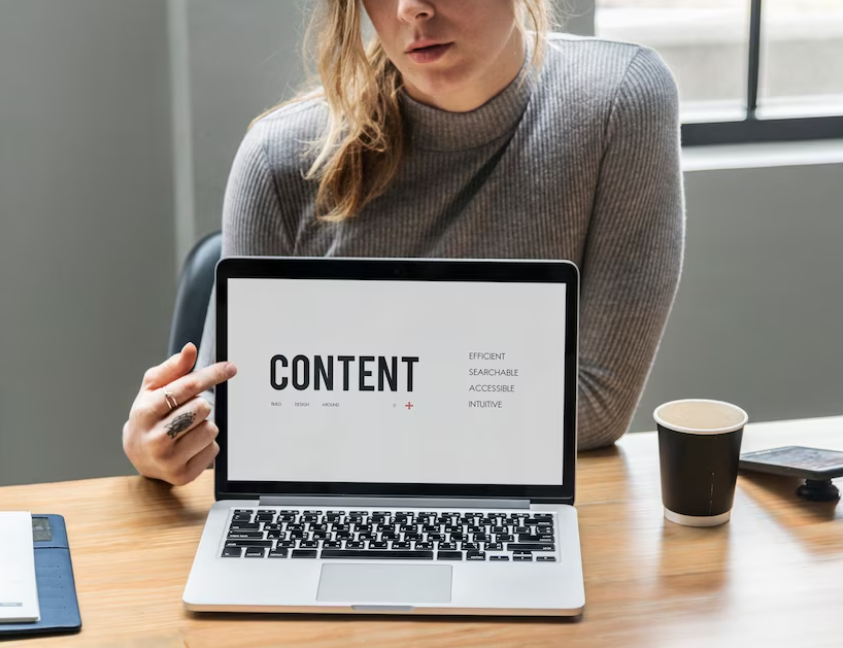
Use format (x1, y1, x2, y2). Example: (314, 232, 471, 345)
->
(194, 121, 291, 414)
(576, 47, 686, 451)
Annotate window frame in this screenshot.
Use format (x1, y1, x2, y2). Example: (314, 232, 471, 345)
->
(592, 0, 843, 147)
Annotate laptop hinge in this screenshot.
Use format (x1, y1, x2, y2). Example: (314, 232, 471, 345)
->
(258, 495, 531, 510)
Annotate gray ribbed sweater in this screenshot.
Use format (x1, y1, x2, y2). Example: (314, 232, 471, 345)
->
(196, 33, 686, 451)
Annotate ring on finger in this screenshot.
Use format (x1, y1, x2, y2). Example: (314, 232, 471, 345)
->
(163, 387, 178, 412)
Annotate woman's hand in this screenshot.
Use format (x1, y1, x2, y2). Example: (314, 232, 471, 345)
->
(123, 343, 237, 486)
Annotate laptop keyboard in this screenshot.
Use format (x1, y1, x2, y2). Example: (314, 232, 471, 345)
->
(222, 508, 557, 562)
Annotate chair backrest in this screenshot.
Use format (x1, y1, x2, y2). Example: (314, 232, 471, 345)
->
(168, 231, 222, 356)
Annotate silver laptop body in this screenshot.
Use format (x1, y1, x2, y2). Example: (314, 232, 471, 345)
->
(183, 257, 585, 616)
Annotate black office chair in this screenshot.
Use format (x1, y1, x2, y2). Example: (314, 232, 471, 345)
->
(168, 230, 222, 356)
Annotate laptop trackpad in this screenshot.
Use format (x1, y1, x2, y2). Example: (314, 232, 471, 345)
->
(317, 564, 452, 604)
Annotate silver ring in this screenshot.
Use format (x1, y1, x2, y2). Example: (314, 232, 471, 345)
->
(163, 388, 178, 412)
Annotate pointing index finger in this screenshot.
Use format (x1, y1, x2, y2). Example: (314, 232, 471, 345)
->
(161, 362, 237, 414)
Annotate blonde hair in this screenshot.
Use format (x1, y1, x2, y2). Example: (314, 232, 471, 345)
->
(253, 0, 553, 222)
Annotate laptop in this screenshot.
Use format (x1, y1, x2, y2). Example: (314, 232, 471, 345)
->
(182, 256, 585, 616)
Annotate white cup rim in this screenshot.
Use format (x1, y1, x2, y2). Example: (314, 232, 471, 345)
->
(653, 398, 748, 435)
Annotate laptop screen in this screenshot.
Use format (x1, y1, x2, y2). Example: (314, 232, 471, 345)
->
(225, 276, 567, 487)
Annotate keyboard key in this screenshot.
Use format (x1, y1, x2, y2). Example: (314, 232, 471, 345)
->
(228, 532, 264, 540)
(414, 542, 433, 550)
(224, 540, 273, 548)
(513, 555, 533, 562)
(537, 556, 557, 562)
(244, 547, 266, 558)
(229, 522, 261, 531)
(222, 547, 242, 558)
(277, 540, 295, 549)
(507, 543, 556, 552)
(438, 542, 458, 551)
(321, 550, 433, 560)
(323, 541, 342, 549)
(518, 534, 555, 543)
(490, 555, 510, 562)
(345, 541, 365, 549)
(291, 550, 318, 559)
(392, 541, 411, 550)
(486, 543, 503, 551)
(299, 540, 319, 549)
(461, 542, 480, 551)
(369, 541, 388, 550)
(437, 551, 463, 561)
(467, 551, 486, 561)
(268, 549, 288, 558)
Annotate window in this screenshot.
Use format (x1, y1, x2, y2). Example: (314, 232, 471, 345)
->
(594, 0, 843, 145)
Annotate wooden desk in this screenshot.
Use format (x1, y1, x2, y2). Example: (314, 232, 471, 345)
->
(2, 416, 842, 647)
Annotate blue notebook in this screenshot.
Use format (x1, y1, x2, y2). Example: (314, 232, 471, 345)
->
(0, 514, 82, 638)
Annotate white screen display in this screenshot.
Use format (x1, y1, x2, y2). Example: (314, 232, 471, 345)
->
(226, 278, 567, 485)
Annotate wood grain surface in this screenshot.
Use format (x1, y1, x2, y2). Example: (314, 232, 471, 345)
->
(1, 416, 842, 647)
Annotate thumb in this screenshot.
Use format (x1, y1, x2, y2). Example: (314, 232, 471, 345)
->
(142, 343, 198, 390)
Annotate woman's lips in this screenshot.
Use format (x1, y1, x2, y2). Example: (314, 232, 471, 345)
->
(407, 43, 453, 64)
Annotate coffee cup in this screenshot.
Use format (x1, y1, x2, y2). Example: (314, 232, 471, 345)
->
(654, 399, 748, 527)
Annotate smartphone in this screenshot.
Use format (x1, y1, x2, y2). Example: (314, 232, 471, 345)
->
(739, 446, 843, 481)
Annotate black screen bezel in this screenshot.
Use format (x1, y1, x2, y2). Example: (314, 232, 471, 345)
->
(214, 256, 579, 505)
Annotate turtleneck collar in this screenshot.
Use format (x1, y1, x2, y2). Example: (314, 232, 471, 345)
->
(399, 46, 535, 152)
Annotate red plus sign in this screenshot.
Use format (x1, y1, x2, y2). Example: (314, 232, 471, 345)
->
(405, 402, 414, 410)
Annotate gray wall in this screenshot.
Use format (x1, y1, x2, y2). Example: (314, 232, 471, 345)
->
(630, 161, 843, 432)
(0, 1, 840, 487)
(0, 0, 176, 486)
(183, 0, 311, 245)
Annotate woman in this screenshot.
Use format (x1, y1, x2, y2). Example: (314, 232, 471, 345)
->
(123, 0, 684, 486)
